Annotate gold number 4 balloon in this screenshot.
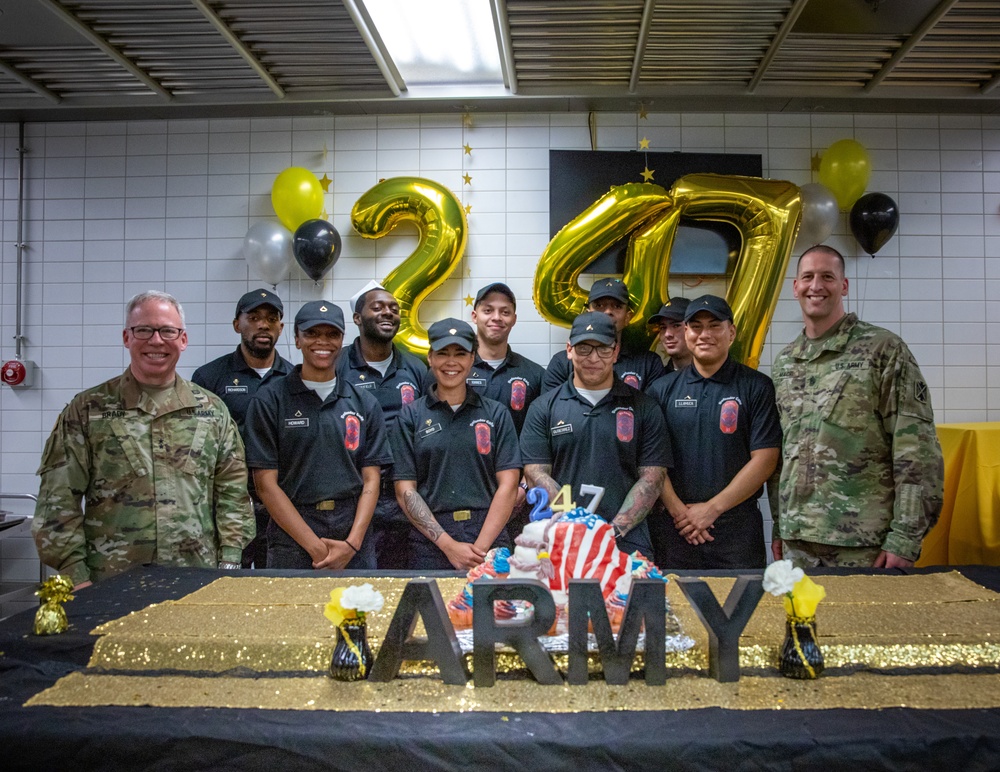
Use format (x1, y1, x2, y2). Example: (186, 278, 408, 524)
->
(351, 177, 468, 356)
(534, 173, 802, 369)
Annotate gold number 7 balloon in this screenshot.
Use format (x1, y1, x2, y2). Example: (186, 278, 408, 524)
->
(668, 174, 801, 369)
(351, 177, 468, 357)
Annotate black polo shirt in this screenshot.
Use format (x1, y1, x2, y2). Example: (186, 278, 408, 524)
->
(541, 349, 665, 393)
(465, 346, 545, 435)
(191, 346, 293, 433)
(335, 339, 427, 429)
(391, 387, 522, 513)
(520, 377, 671, 522)
(244, 366, 393, 505)
(647, 356, 781, 506)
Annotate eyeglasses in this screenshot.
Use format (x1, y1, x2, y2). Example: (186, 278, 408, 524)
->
(129, 326, 184, 341)
(573, 343, 616, 359)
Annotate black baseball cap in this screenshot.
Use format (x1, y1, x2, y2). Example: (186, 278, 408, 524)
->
(569, 311, 617, 346)
(236, 288, 283, 318)
(649, 297, 690, 325)
(428, 318, 476, 352)
(474, 282, 516, 309)
(587, 278, 630, 306)
(294, 300, 345, 332)
(684, 295, 734, 323)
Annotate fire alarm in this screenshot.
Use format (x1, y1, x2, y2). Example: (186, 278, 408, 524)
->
(1, 359, 34, 388)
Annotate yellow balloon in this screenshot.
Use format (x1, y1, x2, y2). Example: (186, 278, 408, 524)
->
(271, 167, 324, 231)
(533, 182, 673, 330)
(351, 177, 467, 356)
(818, 139, 871, 211)
(669, 173, 801, 368)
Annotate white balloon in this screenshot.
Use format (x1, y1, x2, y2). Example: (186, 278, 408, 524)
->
(794, 183, 840, 252)
(243, 221, 293, 286)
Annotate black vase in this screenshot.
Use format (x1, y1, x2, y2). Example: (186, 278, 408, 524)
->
(329, 620, 373, 681)
(779, 616, 824, 679)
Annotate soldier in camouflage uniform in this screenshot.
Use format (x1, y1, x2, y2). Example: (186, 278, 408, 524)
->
(771, 245, 944, 568)
(33, 291, 253, 587)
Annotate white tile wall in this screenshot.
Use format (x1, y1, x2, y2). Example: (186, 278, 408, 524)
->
(2, 110, 999, 600)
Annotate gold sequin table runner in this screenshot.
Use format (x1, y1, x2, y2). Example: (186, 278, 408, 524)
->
(27, 571, 1000, 712)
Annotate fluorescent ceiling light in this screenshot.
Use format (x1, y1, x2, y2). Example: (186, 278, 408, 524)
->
(363, 0, 503, 86)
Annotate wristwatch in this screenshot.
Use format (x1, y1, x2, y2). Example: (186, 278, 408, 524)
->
(218, 561, 241, 570)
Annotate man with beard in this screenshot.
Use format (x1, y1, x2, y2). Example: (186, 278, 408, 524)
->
(336, 282, 428, 568)
(192, 288, 292, 568)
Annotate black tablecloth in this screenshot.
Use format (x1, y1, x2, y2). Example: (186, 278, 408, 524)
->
(3, 566, 1000, 772)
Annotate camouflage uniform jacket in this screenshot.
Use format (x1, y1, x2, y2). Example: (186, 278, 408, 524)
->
(33, 368, 254, 585)
(771, 313, 943, 561)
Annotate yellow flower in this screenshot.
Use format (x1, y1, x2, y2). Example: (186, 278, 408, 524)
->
(783, 574, 826, 618)
(324, 588, 348, 628)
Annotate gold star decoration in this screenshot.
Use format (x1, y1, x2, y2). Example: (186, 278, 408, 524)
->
(464, 203, 472, 215)
(639, 137, 650, 150)
(319, 173, 332, 192)
(641, 166, 655, 182)
(638, 103, 649, 120)
(321, 207, 329, 220)
(811, 152, 822, 172)
(467, 266, 472, 277)
(462, 112, 474, 128)
(464, 295, 475, 306)
(463, 143, 473, 155)
(463, 172, 472, 185)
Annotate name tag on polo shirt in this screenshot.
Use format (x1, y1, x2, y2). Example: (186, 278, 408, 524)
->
(674, 398, 697, 408)
(354, 381, 376, 389)
(284, 417, 310, 428)
(550, 423, 573, 436)
(466, 377, 487, 388)
(417, 422, 442, 438)
(225, 385, 249, 394)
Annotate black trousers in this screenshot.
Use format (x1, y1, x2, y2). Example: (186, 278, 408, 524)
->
(409, 507, 512, 570)
(651, 501, 766, 570)
(266, 499, 376, 570)
(370, 481, 412, 570)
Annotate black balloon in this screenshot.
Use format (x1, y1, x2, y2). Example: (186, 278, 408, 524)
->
(850, 192, 899, 256)
(293, 219, 341, 281)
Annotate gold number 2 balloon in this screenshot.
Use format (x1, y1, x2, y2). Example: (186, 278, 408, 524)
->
(351, 177, 468, 355)
(534, 174, 801, 369)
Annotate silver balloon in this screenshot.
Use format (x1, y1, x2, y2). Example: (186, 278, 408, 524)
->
(243, 221, 293, 286)
(794, 183, 839, 252)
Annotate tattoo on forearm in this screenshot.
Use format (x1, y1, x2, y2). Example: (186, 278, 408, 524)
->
(402, 489, 445, 543)
(524, 464, 560, 500)
(614, 466, 667, 532)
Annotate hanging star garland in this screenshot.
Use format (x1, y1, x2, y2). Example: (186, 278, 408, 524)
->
(463, 143, 473, 155)
(638, 102, 649, 120)
(462, 112, 474, 128)
(641, 166, 655, 182)
(464, 294, 474, 306)
(319, 173, 332, 192)
(463, 172, 472, 185)
(639, 137, 650, 150)
(464, 203, 472, 215)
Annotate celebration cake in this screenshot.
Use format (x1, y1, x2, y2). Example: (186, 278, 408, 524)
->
(446, 503, 674, 637)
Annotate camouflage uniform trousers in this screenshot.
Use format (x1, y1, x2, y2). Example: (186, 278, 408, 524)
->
(780, 538, 883, 569)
